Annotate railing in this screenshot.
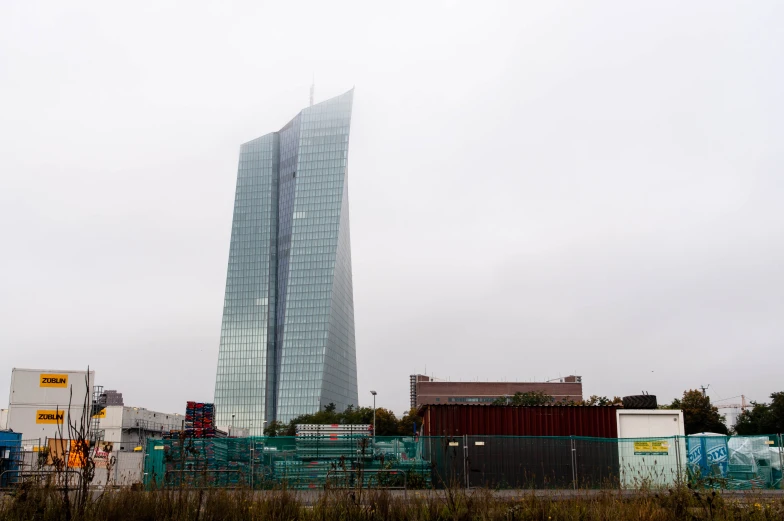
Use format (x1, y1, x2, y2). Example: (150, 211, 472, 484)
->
(326, 468, 409, 494)
(163, 469, 246, 489)
(0, 470, 84, 489)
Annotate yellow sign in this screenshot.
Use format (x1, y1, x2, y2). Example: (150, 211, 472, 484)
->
(633, 440, 669, 456)
(40, 374, 68, 388)
(92, 408, 106, 419)
(36, 410, 65, 424)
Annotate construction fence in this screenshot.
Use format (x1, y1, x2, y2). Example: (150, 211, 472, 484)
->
(142, 434, 784, 491)
(1, 448, 142, 489)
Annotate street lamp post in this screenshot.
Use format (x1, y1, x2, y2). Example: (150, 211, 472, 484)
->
(251, 420, 268, 490)
(370, 390, 377, 449)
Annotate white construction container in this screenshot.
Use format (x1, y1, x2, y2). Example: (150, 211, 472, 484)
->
(617, 409, 687, 488)
(6, 368, 95, 442)
(9, 368, 93, 407)
(5, 404, 75, 442)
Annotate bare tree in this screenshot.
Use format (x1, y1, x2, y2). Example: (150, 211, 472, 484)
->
(51, 367, 97, 520)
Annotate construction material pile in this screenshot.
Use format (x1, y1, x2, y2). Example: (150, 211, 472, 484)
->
(185, 402, 216, 438)
(161, 402, 221, 440)
(273, 424, 431, 489)
(295, 424, 372, 459)
(145, 426, 432, 490)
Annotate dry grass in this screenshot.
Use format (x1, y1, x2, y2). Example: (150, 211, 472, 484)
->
(1, 483, 783, 520)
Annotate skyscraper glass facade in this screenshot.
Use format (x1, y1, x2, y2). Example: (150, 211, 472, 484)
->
(214, 90, 357, 434)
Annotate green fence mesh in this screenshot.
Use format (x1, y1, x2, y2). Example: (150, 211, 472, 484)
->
(143, 434, 784, 490)
(144, 435, 431, 489)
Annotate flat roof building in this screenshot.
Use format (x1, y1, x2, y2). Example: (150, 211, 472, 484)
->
(98, 406, 183, 451)
(410, 374, 583, 409)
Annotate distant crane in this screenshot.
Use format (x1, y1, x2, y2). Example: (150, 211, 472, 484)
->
(714, 395, 749, 412)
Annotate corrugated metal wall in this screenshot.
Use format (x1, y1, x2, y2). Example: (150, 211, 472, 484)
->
(420, 405, 619, 438)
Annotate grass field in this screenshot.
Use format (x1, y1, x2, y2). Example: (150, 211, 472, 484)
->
(1, 484, 783, 521)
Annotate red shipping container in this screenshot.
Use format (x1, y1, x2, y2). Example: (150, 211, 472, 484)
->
(418, 404, 619, 438)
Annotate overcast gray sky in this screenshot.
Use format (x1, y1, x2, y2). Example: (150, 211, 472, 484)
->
(1, 1, 782, 416)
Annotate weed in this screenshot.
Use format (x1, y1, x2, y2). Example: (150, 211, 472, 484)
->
(2, 483, 784, 520)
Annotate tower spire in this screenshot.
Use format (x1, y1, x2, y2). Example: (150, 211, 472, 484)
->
(309, 75, 315, 106)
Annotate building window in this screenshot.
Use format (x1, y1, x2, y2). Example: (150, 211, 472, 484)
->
(448, 397, 496, 403)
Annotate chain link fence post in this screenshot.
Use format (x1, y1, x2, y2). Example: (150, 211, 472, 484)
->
(249, 441, 254, 490)
(570, 436, 577, 490)
(463, 434, 469, 489)
(779, 433, 783, 490)
(674, 435, 682, 485)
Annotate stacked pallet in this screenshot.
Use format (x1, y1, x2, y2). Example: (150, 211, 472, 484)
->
(295, 424, 372, 460)
(185, 402, 216, 438)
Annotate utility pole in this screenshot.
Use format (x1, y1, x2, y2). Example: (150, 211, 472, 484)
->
(370, 390, 377, 448)
(700, 385, 710, 397)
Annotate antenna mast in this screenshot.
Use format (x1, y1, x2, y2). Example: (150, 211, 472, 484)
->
(309, 75, 315, 106)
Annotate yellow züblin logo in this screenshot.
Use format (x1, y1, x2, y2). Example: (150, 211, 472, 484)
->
(40, 374, 68, 388)
(36, 410, 65, 424)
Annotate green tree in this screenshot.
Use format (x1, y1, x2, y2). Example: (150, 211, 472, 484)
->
(282, 403, 343, 435)
(341, 405, 374, 425)
(372, 407, 400, 436)
(492, 391, 554, 406)
(579, 395, 622, 406)
(398, 408, 422, 436)
(280, 403, 400, 436)
(769, 391, 784, 432)
(667, 390, 728, 435)
(734, 392, 784, 435)
(263, 420, 286, 437)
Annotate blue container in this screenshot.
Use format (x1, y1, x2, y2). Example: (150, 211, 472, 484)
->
(0, 431, 23, 487)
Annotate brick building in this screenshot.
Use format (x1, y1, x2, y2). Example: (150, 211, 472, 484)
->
(409, 374, 583, 409)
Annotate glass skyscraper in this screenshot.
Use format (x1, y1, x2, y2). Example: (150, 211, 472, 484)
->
(214, 90, 358, 434)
